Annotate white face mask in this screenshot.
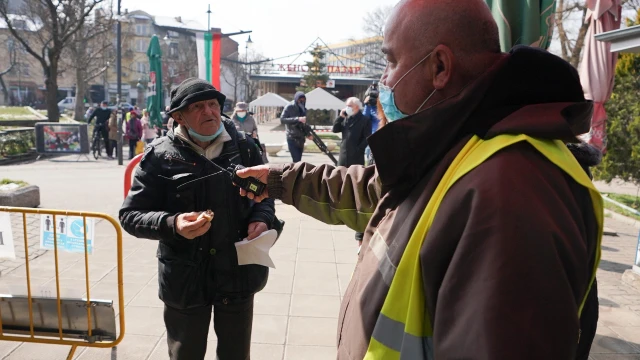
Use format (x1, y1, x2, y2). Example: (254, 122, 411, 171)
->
(345, 107, 355, 117)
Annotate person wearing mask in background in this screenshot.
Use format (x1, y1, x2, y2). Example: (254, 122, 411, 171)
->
(233, 102, 268, 163)
(333, 97, 372, 245)
(235, 0, 603, 357)
(141, 109, 157, 144)
(366, 99, 389, 166)
(125, 110, 142, 160)
(280, 92, 308, 162)
(363, 83, 381, 165)
(232, 102, 258, 138)
(107, 109, 118, 159)
(87, 100, 112, 159)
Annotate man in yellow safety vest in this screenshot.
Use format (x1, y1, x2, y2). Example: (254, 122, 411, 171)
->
(236, 0, 603, 358)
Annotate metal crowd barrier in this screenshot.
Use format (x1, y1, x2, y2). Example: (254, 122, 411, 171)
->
(0, 207, 125, 360)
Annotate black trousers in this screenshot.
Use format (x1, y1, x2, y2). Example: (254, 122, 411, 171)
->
(128, 138, 137, 160)
(164, 295, 254, 360)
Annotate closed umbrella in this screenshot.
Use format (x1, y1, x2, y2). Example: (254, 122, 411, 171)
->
(578, 0, 622, 152)
(146, 35, 164, 128)
(485, 0, 557, 51)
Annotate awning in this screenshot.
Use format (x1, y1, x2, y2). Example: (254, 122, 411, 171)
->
(249, 92, 289, 108)
(305, 87, 346, 111)
(595, 24, 640, 53)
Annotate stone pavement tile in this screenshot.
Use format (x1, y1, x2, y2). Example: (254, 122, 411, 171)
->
(76, 334, 161, 360)
(251, 315, 288, 344)
(255, 292, 291, 316)
(610, 327, 640, 348)
(121, 305, 165, 336)
(271, 246, 297, 262)
(274, 233, 299, 249)
(0, 340, 21, 359)
(128, 283, 164, 308)
(123, 248, 160, 268)
(147, 338, 224, 360)
(284, 345, 336, 360)
(286, 317, 338, 346)
(262, 272, 294, 294)
(297, 248, 335, 263)
(4, 341, 81, 360)
(87, 280, 147, 315)
(101, 265, 156, 284)
(298, 230, 334, 250)
(335, 249, 358, 264)
(333, 234, 358, 250)
(293, 262, 339, 296)
(290, 294, 341, 318)
(250, 343, 285, 360)
(57, 261, 115, 281)
(273, 260, 295, 276)
(591, 355, 640, 360)
(590, 326, 640, 354)
(600, 307, 640, 327)
(300, 218, 333, 231)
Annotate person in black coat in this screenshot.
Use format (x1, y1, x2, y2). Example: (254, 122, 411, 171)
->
(332, 97, 372, 244)
(119, 78, 275, 360)
(332, 97, 372, 167)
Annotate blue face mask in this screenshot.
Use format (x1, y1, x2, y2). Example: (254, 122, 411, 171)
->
(379, 51, 437, 122)
(182, 112, 225, 142)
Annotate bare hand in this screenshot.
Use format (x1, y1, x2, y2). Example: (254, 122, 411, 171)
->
(176, 212, 211, 239)
(298, 116, 307, 124)
(340, 109, 347, 117)
(247, 222, 268, 240)
(235, 165, 270, 202)
(306, 136, 313, 141)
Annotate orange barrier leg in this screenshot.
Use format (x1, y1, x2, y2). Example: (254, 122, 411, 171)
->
(124, 153, 144, 198)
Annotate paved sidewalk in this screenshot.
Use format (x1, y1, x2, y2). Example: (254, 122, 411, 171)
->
(0, 121, 639, 359)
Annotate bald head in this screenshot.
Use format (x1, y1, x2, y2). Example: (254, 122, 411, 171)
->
(385, 0, 500, 74)
(379, 0, 502, 118)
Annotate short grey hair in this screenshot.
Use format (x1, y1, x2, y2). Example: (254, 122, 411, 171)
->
(346, 97, 363, 110)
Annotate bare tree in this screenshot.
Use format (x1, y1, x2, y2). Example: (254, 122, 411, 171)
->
(221, 57, 245, 105)
(362, 5, 392, 38)
(555, 0, 640, 68)
(65, 6, 115, 120)
(0, 0, 107, 121)
(162, 36, 198, 105)
(0, 35, 17, 104)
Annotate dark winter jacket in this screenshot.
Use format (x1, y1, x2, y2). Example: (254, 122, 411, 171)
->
(567, 142, 603, 360)
(267, 46, 601, 359)
(119, 119, 276, 309)
(332, 111, 372, 166)
(88, 107, 112, 127)
(280, 91, 307, 142)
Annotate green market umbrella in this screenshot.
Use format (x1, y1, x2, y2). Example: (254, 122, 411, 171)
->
(146, 35, 163, 128)
(485, 0, 557, 51)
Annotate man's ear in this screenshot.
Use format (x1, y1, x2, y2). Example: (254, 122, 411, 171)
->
(429, 44, 454, 90)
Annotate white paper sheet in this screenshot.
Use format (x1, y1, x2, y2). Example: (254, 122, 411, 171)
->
(235, 229, 278, 268)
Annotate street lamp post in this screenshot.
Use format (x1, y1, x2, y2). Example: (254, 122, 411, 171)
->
(116, 0, 123, 165)
(244, 35, 252, 102)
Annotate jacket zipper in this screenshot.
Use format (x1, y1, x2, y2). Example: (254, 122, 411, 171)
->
(166, 156, 196, 166)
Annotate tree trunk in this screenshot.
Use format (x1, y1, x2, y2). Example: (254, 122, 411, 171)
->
(45, 58, 60, 122)
(0, 76, 9, 104)
(74, 67, 86, 121)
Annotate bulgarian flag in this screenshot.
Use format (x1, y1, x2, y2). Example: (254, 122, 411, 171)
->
(195, 32, 222, 89)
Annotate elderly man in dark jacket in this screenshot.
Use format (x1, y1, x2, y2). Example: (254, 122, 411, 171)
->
(119, 78, 275, 360)
(280, 91, 308, 162)
(333, 97, 372, 167)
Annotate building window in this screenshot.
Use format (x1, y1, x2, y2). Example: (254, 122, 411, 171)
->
(168, 65, 176, 77)
(135, 24, 148, 36)
(167, 30, 180, 38)
(169, 43, 179, 58)
(136, 62, 147, 74)
(136, 39, 148, 52)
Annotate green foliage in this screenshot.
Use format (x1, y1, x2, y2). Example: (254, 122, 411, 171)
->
(0, 129, 35, 157)
(296, 46, 330, 94)
(593, 10, 640, 184)
(0, 178, 28, 187)
(307, 109, 333, 126)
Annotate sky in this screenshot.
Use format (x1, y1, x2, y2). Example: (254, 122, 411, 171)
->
(120, 0, 400, 61)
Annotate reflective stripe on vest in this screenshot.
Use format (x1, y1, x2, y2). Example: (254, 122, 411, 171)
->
(365, 134, 604, 360)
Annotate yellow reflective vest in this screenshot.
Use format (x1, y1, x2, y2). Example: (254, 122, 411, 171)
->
(365, 134, 604, 360)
